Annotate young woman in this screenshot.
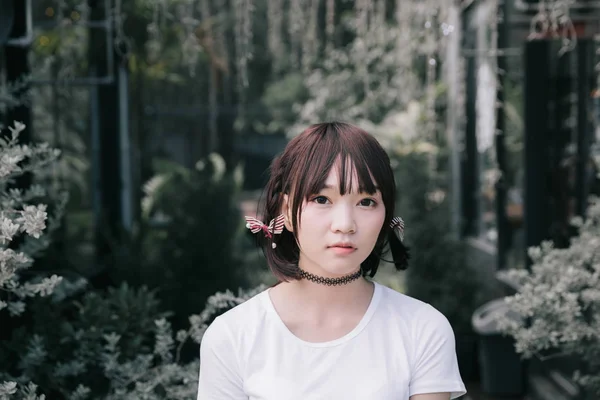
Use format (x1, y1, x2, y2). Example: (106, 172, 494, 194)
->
(197, 122, 467, 399)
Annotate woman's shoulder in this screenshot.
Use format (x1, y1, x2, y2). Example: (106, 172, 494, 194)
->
(203, 287, 270, 337)
(376, 282, 429, 312)
(376, 282, 452, 331)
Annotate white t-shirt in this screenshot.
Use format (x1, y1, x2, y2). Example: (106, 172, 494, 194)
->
(197, 281, 467, 400)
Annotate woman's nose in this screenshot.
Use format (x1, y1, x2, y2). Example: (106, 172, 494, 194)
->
(330, 205, 356, 233)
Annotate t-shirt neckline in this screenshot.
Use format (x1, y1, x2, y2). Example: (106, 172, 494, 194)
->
(261, 281, 382, 348)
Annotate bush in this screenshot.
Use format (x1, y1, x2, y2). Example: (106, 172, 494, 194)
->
(0, 283, 169, 398)
(497, 196, 600, 396)
(394, 149, 495, 333)
(1, 281, 266, 400)
(0, 122, 66, 317)
(0, 121, 65, 399)
(138, 154, 251, 330)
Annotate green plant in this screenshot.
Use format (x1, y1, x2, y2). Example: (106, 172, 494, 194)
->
(0, 283, 170, 398)
(106, 284, 267, 399)
(394, 149, 496, 333)
(290, 23, 421, 130)
(0, 122, 67, 317)
(251, 72, 310, 135)
(139, 154, 251, 330)
(497, 196, 600, 396)
(1, 278, 267, 400)
(0, 121, 66, 399)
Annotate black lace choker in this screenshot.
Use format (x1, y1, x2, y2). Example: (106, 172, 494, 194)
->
(297, 267, 363, 286)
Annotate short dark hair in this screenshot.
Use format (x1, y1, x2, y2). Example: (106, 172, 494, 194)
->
(254, 121, 409, 282)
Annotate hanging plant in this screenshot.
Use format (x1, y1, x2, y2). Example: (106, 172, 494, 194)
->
(287, 0, 452, 132)
(267, 0, 284, 71)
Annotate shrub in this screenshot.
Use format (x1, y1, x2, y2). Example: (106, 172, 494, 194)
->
(497, 196, 600, 396)
(0, 121, 66, 398)
(394, 148, 496, 333)
(0, 283, 170, 398)
(2, 254, 266, 399)
(0, 122, 66, 317)
(137, 154, 250, 333)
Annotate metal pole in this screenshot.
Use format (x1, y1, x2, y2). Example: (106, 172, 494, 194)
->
(446, 3, 463, 239)
(576, 40, 593, 217)
(90, 69, 101, 234)
(5, 0, 32, 47)
(118, 63, 132, 232)
(495, 0, 509, 269)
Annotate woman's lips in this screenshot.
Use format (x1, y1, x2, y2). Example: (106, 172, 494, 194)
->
(328, 246, 356, 255)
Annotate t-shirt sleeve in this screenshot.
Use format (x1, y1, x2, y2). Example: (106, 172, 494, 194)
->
(197, 316, 248, 400)
(408, 304, 467, 399)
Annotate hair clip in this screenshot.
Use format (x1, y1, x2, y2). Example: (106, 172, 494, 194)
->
(245, 214, 285, 248)
(390, 216, 405, 242)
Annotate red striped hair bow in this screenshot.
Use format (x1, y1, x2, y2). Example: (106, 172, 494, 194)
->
(390, 216, 405, 242)
(244, 214, 285, 248)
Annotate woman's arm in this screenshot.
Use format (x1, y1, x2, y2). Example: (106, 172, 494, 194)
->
(410, 393, 452, 400)
(408, 304, 467, 399)
(197, 316, 248, 400)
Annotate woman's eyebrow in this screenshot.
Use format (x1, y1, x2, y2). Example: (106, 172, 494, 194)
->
(320, 184, 381, 193)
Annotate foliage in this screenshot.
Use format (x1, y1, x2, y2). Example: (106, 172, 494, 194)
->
(99, 284, 266, 400)
(0, 122, 67, 317)
(0, 283, 169, 397)
(138, 154, 250, 329)
(394, 148, 498, 333)
(1, 279, 266, 399)
(290, 23, 419, 129)
(278, 0, 452, 135)
(0, 124, 264, 398)
(497, 197, 600, 396)
(0, 382, 45, 400)
(0, 78, 30, 115)
(0, 121, 65, 397)
(251, 72, 310, 135)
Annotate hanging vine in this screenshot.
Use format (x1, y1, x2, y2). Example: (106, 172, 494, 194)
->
(354, 0, 373, 98)
(267, 0, 284, 71)
(26, 0, 459, 138)
(302, 0, 320, 74)
(145, 1, 162, 64)
(178, 0, 202, 76)
(200, 0, 218, 152)
(325, 0, 335, 53)
(288, 0, 304, 69)
(233, 0, 254, 121)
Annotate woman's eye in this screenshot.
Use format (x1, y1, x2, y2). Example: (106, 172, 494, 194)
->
(312, 196, 329, 204)
(360, 199, 377, 207)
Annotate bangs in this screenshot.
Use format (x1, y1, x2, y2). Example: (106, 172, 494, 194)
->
(308, 154, 379, 197)
(284, 122, 394, 229)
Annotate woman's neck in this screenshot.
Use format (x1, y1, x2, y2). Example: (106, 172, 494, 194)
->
(276, 277, 374, 317)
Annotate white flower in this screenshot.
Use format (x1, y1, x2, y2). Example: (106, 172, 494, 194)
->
(16, 204, 47, 238)
(0, 152, 24, 178)
(0, 216, 19, 244)
(0, 381, 18, 395)
(0, 248, 31, 272)
(8, 121, 25, 138)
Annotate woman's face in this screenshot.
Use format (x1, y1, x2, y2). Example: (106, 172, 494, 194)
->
(284, 163, 386, 277)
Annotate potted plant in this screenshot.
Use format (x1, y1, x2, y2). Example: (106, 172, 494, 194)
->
(497, 196, 600, 398)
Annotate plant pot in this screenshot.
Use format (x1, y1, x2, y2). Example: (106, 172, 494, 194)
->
(472, 299, 525, 396)
(456, 332, 480, 383)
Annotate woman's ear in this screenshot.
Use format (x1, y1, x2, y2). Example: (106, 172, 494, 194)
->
(281, 193, 293, 231)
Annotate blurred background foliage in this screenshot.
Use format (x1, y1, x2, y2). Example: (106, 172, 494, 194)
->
(0, 0, 501, 398)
